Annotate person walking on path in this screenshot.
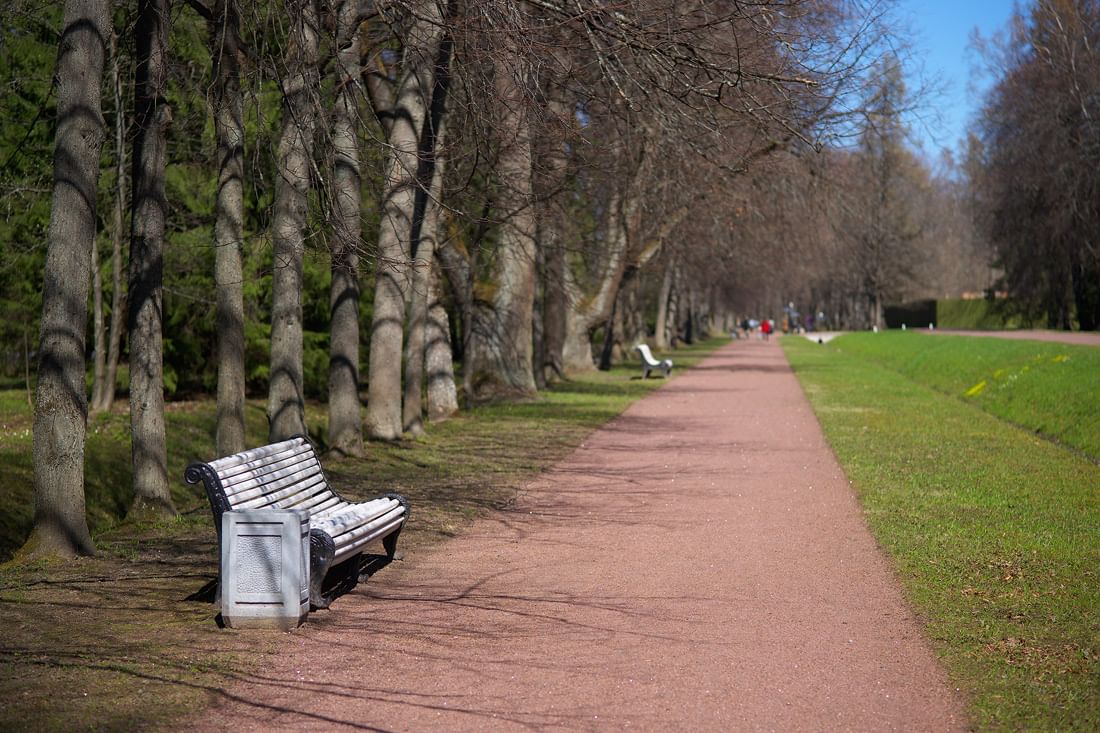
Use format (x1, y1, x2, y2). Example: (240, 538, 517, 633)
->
(189, 338, 968, 732)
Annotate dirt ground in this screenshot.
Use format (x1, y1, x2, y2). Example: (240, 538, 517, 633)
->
(187, 340, 969, 732)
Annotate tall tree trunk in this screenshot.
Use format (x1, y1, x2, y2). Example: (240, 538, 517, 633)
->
(267, 0, 319, 442)
(464, 45, 538, 403)
(651, 256, 668, 347)
(90, 232, 107, 412)
(23, 0, 109, 559)
(100, 28, 127, 415)
(211, 0, 247, 457)
(404, 27, 453, 436)
(128, 0, 175, 518)
(534, 84, 572, 385)
(366, 0, 444, 440)
(326, 0, 364, 456)
(425, 259, 458, 421)
(560, 188, 629, 373)
(557, 152, 684, 373)
(91, 30, 126, 416)
(597, 297, 617, 371)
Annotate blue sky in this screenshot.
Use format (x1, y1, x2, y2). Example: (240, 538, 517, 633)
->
(896, 0, 1017, 157)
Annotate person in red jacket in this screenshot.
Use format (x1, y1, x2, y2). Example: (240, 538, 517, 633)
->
(761, 318, 772, 341)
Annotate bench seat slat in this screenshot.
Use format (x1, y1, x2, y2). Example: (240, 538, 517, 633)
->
(217, 450, 318, 487)
(233, 476, 331, 511)
(329, 510, 407, 564)
(312, 498, 401, 534)
(207, 438, 312, 474)
(224, 465, 328, 505)
(281, 493, 343, 516)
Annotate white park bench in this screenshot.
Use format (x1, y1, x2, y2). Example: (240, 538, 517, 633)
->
(186, 436, 408, 610)
(634, 343, 673, 378)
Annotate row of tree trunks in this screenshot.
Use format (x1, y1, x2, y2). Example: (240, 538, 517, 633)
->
(128, 0, 175, 517)
(326, 0, 364, 456)
(26, 0, 110, 558)
(267, 0, 319, 442)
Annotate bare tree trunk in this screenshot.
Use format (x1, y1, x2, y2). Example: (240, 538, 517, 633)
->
(23, 0, 109, 559)
(560, 189, 629, 373)
(651, 256, 668, 347)
(403, 24, 453, 436)
(621, 271, 647, 346)
(425, 260, 458, 422)
(128, 0, 175, 518)
(464, 45, 538, 403)
(597, 297, 617, 371)
(326, 0, 364, 456)
(23, 327, 32, 408)
(267, 0, 319, 442)
(91, 31, 126, 416)
(557, 151, 685, 373)
(211, 0, 247, 457)
(366, 0, 445, 440)
(90, 233, 107, 412)
(100, 30, 127, 414)
(537, 230, 566, 383)
(533, 240, 547, 390)
(534, 84, 571, 385)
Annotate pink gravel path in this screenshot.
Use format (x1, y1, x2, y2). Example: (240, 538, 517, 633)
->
(189, 339, 969, 732)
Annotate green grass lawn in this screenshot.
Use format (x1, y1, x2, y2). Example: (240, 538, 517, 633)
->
(0, 339, 722, 731)
(783, 334, 1100, 731)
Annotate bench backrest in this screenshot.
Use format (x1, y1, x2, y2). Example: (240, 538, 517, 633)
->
(186, 436, 340, 538)
(634, 343, 659, 366)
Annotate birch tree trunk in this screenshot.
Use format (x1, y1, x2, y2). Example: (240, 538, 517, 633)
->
(326, 0, 364, 456)
(128, 0, 175, 518)
(366, 0, 444, 440)
(267, 0, 319, 442)
(211, 0, 247, 457)
(23, 0, 109, 558)
(463, 47, 537, 402)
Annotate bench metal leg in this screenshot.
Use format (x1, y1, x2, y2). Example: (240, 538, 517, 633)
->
(382, 493, 409, 562)
(309, 530, 336, 610)
(382, 526, 404, 561)
(320, 555, 362, 607)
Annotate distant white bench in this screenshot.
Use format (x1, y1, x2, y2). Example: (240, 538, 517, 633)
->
(634, 343, 673, 378)
(186, 436, 408, 610)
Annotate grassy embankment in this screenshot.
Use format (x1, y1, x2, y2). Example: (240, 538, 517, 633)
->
(936, 298, 1029, 330)
(784, 332, 1099, 731)
(0, 339, 722, 731)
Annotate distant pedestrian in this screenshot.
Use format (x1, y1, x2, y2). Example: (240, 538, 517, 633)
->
(761, 318, 772, 341)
